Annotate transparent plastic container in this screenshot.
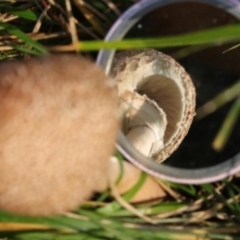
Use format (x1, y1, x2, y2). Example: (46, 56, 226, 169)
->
(97, 0, 240, 184)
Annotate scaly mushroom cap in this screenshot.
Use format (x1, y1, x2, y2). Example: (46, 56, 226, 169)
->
(111, 49, 195, 162)
(0, 54, 119, 216)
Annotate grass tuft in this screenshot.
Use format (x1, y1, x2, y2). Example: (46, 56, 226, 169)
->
(1, 1, 240, 239)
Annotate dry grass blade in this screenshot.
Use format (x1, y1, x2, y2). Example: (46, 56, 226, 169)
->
(0, 45, 13, 51)
(41, 0, 68, 29)
(77, 0, 109, 22)
(0, 223, 51, 231)
(110, 181, 157, 224)
(32, 3, 50, 33)
(65, 0, 78, 46)
(101, 0, 121, 15)
(212, 96, 240, 151)
(72, 0, 105, 35)
(0, 31, 67, 41)
(42, 0, 99, 39)
(188, 194, 240, 223)
(196, 80, 240, 120)
(1, 14, 18, 22)
(154, 198, 203, 219)
(155, 179, 181, 200)
(223, 42, 240, 53)
(74, 18, 99, 39)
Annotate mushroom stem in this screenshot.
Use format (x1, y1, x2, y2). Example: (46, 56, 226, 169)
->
(120, 91, 167, 157)
(126, 126, 156, 157)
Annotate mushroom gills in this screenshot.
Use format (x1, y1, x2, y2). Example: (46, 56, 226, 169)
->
(120, 90, 167, 157)
(136, 74, 183, 145)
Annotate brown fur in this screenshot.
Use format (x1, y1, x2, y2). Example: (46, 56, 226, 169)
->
(0, 55, 119, 216)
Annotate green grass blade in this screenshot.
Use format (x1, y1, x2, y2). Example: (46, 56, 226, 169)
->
(0, 211, 100, 231)
(201, 184, 215, 194)
(77, 24, 240, 51)
(167, 182, 197, 197)
(97, 172, 147, 215)
(13, 44, 47, 56)
(0, 231, 103, 240)
(122, 172, 147, 201)
(100, 202, 186, 217)
(212, 96, 240, 151)
(197, 80, 240, 119)
(0, 22, 48, 55)
(0, 5, 38, 21)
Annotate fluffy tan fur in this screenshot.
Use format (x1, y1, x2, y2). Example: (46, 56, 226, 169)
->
(0, 55, 119, 216)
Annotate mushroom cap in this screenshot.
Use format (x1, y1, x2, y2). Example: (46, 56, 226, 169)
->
(0, 54, 119, 216)
(111, 49, 195, 162)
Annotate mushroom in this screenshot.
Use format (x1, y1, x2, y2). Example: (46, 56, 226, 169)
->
(111, 49, 196, 162)
(97, 49, 195, 203)
(0, 54, 119, 216)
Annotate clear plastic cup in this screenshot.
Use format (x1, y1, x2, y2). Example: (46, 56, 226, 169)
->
(97, 0, 240, 184)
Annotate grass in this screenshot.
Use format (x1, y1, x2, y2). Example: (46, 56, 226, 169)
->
(1, 1, 240, 239)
